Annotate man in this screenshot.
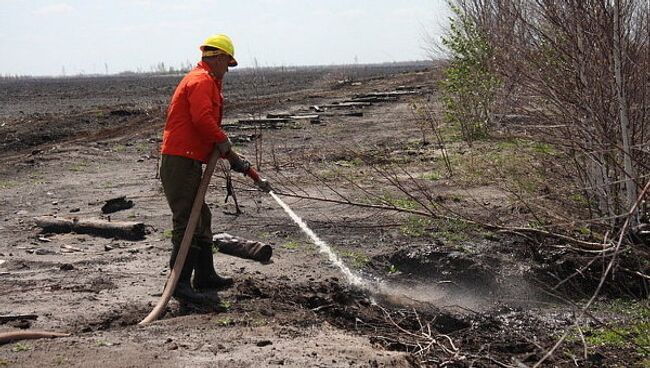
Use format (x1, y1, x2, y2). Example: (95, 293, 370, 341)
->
(160, 34, 271, 306)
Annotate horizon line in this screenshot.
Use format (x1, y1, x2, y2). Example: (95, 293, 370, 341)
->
(0, 59, 446, 80)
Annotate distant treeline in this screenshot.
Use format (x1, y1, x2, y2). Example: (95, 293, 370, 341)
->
(0, 60, 434, 81)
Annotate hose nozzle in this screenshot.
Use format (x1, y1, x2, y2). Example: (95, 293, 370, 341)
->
(246, 167, 260, 182)
(245, 168, 272, 193)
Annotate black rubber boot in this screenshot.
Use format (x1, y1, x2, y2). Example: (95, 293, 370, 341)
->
(169, 244, 221, 306)
(192, 245, 234, 291)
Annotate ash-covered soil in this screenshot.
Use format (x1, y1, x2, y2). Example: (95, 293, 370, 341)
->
(0, 63, 646, 367)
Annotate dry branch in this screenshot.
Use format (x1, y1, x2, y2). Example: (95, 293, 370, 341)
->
(531, 180, 650, 367)
(268, 191, 610, 250)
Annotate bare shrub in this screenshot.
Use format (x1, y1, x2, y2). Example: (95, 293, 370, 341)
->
(447, 0, 650, 232)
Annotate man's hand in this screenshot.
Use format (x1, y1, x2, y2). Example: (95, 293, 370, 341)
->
(256, 179, 272, 193)
(227, 152, 252, 173)
(215, 139, 232, 156)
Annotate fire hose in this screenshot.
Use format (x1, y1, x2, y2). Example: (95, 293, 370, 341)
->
(140, 148, 265, 324)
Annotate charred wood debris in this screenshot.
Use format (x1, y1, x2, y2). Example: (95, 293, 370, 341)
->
(223, 86, 428, 141)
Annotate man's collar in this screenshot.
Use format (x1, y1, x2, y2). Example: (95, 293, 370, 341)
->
(197, 61, 222, 82)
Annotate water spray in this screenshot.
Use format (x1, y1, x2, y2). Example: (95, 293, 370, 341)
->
(269, 192, 436, 308)
(269, 191, 368, 289)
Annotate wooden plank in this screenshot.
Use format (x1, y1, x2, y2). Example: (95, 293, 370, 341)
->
(304, 111, 363, 117)
(345, 96, 398, 103)
(236, 118, 290, 125)
(396, 84, 427, 91)
(266, 112, 292, 118)
(289, 114, 320, 120)
(354, 90, 419, 98)
(34, 216, 146, 240)
(315, 102, 372, 109)
(224, 121, 291, 131)
(0, 314, 38, 323)
(343, 111, 364, 117)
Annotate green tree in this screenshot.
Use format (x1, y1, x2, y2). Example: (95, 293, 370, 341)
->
(440, 3, 500, 146)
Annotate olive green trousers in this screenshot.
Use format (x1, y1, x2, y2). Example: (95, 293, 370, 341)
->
(159, 154, 213, 250)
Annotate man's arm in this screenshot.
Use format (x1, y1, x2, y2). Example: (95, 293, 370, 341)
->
(187, 78, 229, 145)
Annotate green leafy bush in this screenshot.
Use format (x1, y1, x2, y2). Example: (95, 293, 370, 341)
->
(440, 3, 500, 146)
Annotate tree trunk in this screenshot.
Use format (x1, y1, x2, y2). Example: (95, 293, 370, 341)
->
(612, 0, 638, 225)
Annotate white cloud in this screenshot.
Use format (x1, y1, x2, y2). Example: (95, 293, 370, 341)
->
(33, 3, 74, 16)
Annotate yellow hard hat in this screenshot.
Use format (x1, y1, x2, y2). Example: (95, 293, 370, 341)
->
(200, 34, 238, 67)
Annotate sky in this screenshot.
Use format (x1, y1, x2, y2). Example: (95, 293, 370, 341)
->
(0, 0, 451, 76)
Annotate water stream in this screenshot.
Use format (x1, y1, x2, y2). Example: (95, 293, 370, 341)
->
(270, 192, 494, 310)
(270, 192, 530, 311)
(270, 192, 368, 288)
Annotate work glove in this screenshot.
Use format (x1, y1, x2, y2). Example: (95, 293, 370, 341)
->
(256, 179, 272, 193)
(227, 152, 252, 173)
(215, 139, 232, 156)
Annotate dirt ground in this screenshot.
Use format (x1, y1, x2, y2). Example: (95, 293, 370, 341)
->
(0, 64, 647, 367)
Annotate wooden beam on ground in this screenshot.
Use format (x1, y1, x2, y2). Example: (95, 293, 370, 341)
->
(34, 216, 146, 240)
(289, 114, 320, 120)
(266, 112, 292, 118)
(314, 102, 372, 109)
(213, 233, 272, 263)
(354, 90, 419, 98)
(396, 85, 427, 91)
(236, 118, 290, 125)
(0, 314, 38, 323)
(224, 118, 292, 131)
(345, 96, 398, 103)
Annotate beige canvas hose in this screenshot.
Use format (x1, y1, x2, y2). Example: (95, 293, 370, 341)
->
(140, 149, 221, 324)
(0, 330, 70, 345)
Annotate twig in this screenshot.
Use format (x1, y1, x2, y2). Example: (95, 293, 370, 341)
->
(619, 267, 650, 280)
(532, 179, 650, 367)
(574, 321, 588, 360)
(497, 227, 610, 250)
(586, 180, 650, 309)
(532, 331, 568, 368)
(375, 305, 461, 359)
(233, 182, 617, 250)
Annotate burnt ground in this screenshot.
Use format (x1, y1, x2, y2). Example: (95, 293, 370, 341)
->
(0, 63, 648, 367)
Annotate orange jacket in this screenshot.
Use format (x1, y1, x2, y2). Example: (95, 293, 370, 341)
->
(161, 61, 228, 163)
